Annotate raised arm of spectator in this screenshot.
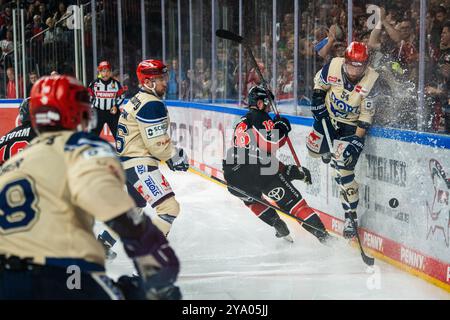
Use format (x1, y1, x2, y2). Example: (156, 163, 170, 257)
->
(382, 10, 402, 43)
(318, 24, 336, 59)
(368, 7, 383, 50)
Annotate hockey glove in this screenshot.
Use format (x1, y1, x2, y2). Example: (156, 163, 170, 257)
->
(311, 89, 329, 121)
(340, 135, 364, 169)
(273, 115, 291, 137)
(284, 165, 312, 185)
(122, 218, 181, 300)
(166, 148, 189, 172)
(311, 103, 328, 121)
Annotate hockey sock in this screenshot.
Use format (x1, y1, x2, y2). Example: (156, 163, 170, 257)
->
(246, 202, 279, 226)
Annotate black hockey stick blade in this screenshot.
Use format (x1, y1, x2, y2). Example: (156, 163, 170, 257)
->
(353, 220, 375, 266)
(215, 29, 244, 43)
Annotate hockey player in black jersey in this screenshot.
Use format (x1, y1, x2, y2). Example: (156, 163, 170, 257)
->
(223, 85, 330, 243)
(0, 98, 36, 166)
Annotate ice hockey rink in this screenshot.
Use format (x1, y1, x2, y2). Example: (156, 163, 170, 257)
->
(98, 166, 450, 300)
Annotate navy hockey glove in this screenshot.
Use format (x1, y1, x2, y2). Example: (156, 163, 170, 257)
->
(340, 135, 365, 169)
(122, 218, 182, 300)
(166, 148, 189, 172)
(273, 115, 291, 137)
(311, 89, 329, 121)
(311, 103, 328, 121)
(284, 165, 312, 185)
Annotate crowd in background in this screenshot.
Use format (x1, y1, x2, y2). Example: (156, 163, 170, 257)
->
(0, 0, 449, 134)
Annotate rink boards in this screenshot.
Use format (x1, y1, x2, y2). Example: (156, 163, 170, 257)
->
(164, 101, 450, 292)
(0, 100, 449, 292)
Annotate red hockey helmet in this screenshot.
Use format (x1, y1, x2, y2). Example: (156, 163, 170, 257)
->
(343, 42, 369, 82)
(97, 61, 111, 72)
(344, 42, 369, 66)
(29, 75, 91, 131)
(136, 59, 168, 85)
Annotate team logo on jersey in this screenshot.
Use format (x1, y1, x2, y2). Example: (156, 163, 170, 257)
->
(426, 159, 450, 247)
(111, 83, 116, 89)
(268, 187, 285, 201)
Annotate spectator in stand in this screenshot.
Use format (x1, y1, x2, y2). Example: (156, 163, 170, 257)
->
(243, 58, 265, 101)
(382, 10, 419, 81)
(53, 1, 69, 29)
(39, 2, 51, 23)
(315, 24, 340, 64)
(186, 57, 211, 100)
(426, 20, 450, 133)
(429, 5, 448, 49)
(6, 67, 24, 99)
(277, 59, 294, 99)
(167, 58, 186, 100)
(0, 29, 13, 63)
(29, 14, 46, 40)
(26, 71, 38, 97)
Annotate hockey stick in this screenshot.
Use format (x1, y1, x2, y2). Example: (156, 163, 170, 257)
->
(321, 118, 375, 266)
(188, 166, 332, 239)
(216, 29, 302, 167)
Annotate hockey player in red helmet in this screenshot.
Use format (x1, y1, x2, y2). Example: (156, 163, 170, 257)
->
(306, 41, 381, 239)
(116, 59, 188, 236)
(343, 42, 370, 83)
(136, 59, 169, 98)
(0, 75, 181, 299)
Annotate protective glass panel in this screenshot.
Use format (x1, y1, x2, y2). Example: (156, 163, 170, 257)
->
(213, 0, 240, 103)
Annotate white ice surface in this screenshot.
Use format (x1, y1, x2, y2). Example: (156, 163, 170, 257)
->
(96, 167, 450, 300)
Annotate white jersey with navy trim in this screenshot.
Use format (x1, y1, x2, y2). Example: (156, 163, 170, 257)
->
(88, 78, 126, 111)
(0, 131, 135, 266)
(116, 89, 176, 169)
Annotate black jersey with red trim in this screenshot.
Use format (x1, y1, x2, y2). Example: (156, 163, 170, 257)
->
(0, 124, 36, 166)
(225, 108, 287, 166)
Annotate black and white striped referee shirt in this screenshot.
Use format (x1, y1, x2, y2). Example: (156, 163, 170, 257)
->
(88, 78, 126, 111)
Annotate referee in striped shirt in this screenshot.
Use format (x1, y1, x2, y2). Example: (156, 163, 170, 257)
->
(88, 61, 126, 139)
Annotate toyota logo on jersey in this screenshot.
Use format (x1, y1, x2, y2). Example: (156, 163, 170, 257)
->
(268, 187, 285, 201)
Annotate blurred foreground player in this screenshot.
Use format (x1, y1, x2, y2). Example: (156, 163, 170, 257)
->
(223, 85, 330, 243)
(0, 75, 181, 300)
(0, 99, 37, 166)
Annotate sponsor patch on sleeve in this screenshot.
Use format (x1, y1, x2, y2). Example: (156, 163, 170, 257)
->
(145, 123, 168, 139)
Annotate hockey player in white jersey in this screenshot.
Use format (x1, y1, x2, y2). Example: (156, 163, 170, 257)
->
(0, 75, 181, 300)
(116, 59, 189, 236)
(306, 42, 380, 239)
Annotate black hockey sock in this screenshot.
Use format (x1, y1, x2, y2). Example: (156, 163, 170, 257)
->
(258, 208, 281, 226)
(302, 214, 327, 239)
